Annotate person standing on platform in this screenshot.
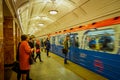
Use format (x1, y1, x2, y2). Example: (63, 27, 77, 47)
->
(40, 38, 44, 52)
(43, 38, 47, 52)
(45, 38, 51, 57)
(16, 42, 21, 80)
(35, 40, 43, 62)
(19, 34, 34, 80)
(28, 35, 35, 62)
(63, 35, 70, 64)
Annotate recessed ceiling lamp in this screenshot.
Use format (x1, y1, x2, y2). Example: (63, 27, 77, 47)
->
(38, 23, 44, 26)
(49, 0, 58, 15)
(49, 10, 58, 15)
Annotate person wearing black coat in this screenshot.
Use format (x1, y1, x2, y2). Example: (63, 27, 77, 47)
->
(45, 38, 51, 57)
(16, 42, 21, 80)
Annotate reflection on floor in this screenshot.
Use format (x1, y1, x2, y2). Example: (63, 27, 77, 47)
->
(30, 51, 84, 80)
(10, 51, 108, 80)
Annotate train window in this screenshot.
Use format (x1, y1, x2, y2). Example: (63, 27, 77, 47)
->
(84, 28, 115, 52)
(58, 35, 65, 46)
(66, 33, 79, 47)
(75, 36, 79, 48)
(51, 36, 55, 44)
(69, 35, 74, 46)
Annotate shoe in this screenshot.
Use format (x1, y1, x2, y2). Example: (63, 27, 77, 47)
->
(40, 60, 43, 62)
(27, 78, 32, 80)
(64, 62, 68, 64)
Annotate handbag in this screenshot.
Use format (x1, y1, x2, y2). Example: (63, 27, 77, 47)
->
(12, 61, 20, 73)
(62, 48, 68, 54)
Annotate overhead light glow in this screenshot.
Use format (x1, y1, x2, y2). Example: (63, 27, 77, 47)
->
(38, 23, 44, 26)
(32, 16, 40, 20)
(49, 10, 58, 15)
(44, 0, 49, 3)
(41, 16, 48, 20)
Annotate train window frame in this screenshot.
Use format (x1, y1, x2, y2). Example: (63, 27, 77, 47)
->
(83, 28, 115, 53)
(57, 35, 65, 46)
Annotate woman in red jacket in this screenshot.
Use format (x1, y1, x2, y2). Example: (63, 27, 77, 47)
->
(19, 35, 34, 80)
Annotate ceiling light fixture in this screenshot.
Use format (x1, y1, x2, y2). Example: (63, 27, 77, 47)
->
(49, 0, 58, 15)
(38, 23, 44, 26)
(49, 10, 58, 15)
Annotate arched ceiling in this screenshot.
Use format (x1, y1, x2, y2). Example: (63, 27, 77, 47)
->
(5, 0, 120, 36)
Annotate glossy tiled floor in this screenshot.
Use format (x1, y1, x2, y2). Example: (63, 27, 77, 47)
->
(50, 52, 108, 80)
(30, 51, 84, 80)
(10, 51, 108, 80)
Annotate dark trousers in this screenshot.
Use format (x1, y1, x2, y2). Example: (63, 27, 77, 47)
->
(64, 53, 68, 64)
(26, 70, 30, 80)
(35, 53, 42, 61)
(46, 49, 50, 56)
(31, 52, 35, 59)
(17, 71, 21, 80)
(17, 63, 21, 80)
(18, 70, 30, 80)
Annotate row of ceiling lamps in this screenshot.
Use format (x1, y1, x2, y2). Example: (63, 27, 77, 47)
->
(37, 0, 58, 26)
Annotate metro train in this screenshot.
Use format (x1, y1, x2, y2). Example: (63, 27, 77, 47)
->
(2, 0, 120, 80)
(39, 16, 120, 80)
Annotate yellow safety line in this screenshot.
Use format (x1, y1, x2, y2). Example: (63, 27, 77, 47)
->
(50, 52, 108, 80)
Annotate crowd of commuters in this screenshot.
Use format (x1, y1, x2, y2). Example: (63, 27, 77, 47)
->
(15, 34, 70, 80)
(16, 34, 52, 80)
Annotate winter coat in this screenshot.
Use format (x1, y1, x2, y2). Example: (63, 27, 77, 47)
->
(45, 40, 50, 50)
(19, 41, 32, 70)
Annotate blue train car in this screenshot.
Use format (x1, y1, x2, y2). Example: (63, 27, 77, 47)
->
(49, 17, 120, 80)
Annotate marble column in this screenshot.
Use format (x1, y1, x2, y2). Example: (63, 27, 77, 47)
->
(0, 0, 4, 79)
(13, 20, 21, 61)
(3, 16, 14, 65)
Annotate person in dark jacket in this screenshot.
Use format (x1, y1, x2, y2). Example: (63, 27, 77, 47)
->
(40, 39, 44, 52)
(16, 42, 21, 80)
(45, 38, 51, 57)
(28, 35, 35, 61)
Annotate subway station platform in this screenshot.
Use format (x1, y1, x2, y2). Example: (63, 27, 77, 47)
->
(9, 51, 108, 80)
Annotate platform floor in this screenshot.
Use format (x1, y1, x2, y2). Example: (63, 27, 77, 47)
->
(10, 51, 108, 80)
(30, 51, 84, 80)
